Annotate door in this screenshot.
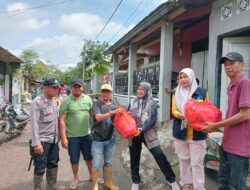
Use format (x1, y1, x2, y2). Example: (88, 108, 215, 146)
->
(191, 50, 208, 89)
(220, 37, 250, 117)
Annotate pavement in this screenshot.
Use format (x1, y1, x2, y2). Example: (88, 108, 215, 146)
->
(0, 124, 92, 190)
(0, 121, 132, 190)
(0, 126, 219, 190)
(0, 103, 248, 190)
(0, 105, 220, 190)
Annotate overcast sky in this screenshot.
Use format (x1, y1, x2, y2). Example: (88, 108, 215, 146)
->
(0, 0, 166, 71)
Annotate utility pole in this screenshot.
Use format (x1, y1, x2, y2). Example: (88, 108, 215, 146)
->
(82, 39, 87, 81)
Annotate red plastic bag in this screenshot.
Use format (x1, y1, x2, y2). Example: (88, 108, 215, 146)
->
(185, 99, 222, 131)
(114, 108, 137, 138)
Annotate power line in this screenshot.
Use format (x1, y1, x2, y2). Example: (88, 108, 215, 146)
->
(52, 0, 153, 61)
(108, 0, 155, 44)
(131, 0, 154, 22)
(93, 0, 123, 41)
(0, 0, 72, 14)
(0, 0, 73, 21)
(0, 0, 58, 13)
(108, 0, 144, 43)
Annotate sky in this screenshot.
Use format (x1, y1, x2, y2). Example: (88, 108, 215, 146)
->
(0, 0, 166, 71)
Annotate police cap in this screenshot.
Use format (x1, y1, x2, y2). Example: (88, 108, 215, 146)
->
(43, 78, 60, 87)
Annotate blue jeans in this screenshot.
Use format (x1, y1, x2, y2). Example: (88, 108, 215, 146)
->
(91, 138, 116, 170)
(218, 148, 249, 190)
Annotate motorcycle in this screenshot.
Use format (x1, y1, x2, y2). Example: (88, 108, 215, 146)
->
(0, 95, 8, 132)
(1, 103, 30, 135)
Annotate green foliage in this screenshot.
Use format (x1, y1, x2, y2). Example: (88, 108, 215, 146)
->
(82, 40, 112, 76)
(13, 68, 23, 78)
(18, 40, 112, 85)
(20, 48, 39, 72)
(59, 64, 82, 85)
(58, 40, 112, 85)
(47, 65, 63, 81)
(30, 60, 48, 80)
(30, 60, 63, 81)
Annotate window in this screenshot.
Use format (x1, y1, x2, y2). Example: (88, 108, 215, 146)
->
(115, 74, 128, 95)
(133, 65, 160, 98)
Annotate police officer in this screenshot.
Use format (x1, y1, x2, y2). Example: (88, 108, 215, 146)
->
(30, 78, 65, 190)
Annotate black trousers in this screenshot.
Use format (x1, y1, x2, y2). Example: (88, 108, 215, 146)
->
(34, 142, 59, 176)
(129, 134, 176, 184)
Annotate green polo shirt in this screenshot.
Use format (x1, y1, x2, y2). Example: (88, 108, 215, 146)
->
(59, 94, 93, 137)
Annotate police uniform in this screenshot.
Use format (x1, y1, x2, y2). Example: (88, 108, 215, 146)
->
(30, 78, 65, 190)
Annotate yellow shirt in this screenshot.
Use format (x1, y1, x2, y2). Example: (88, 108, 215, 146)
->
(172, 93, 208, 140)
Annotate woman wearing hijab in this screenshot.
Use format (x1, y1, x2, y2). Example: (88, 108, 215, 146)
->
(129, 82, 180, 190)
(172, 68, 208, 190)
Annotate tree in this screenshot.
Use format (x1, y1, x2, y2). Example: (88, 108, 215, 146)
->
(30, 60, 64, 82)
(20, 48, 39, 73)
(60, 64, 82, 85)
(81, 40, 112, 79)
(30, 60, 48, 80)
(19, 48, 39, 90)
(47, 64, 63, 81)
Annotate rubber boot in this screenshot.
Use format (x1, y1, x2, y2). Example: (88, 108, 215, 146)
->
(91, 170, 99, 190)
(34, 175, 43, 190)
(103, 166, 119, 190)
(46, 168, 66, 190)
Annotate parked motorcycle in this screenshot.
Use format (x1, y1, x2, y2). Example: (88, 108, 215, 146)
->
(0, 117, 5, 132)
(0, 95, 8, 132)
(1, 103, 30, 135)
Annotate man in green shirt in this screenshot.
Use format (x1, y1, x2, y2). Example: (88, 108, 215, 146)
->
(59, 78, 93, 190)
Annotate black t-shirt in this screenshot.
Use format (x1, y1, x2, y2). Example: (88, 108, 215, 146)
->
(91, 100, 116, 141)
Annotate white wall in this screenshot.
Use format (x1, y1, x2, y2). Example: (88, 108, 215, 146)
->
(4, 74, 10, 102)
(208, 0, 250, 105)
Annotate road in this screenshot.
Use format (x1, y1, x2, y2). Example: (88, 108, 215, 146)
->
(0, 121, 132, 190)
(0, 122, 220, 190)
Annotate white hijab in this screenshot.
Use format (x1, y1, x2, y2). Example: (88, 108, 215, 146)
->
(175, 68, 198, 129)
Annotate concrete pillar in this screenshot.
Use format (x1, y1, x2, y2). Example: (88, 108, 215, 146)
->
(112, 53, 119, 94)
(18, 79, 21, 104)
(158, 21, 173, 122)
(128, 42, 137, 103)
(4, 74, 10, 102)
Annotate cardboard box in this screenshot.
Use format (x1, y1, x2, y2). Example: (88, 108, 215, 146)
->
(204, 132, 223, 171)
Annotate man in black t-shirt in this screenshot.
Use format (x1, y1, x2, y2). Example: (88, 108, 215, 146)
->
(91, 84, 120, 190)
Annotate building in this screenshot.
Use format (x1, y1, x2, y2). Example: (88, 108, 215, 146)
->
(0, 46, 22, 104)
(107, 0, 250, 122)
(208, 0, 250, 117)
